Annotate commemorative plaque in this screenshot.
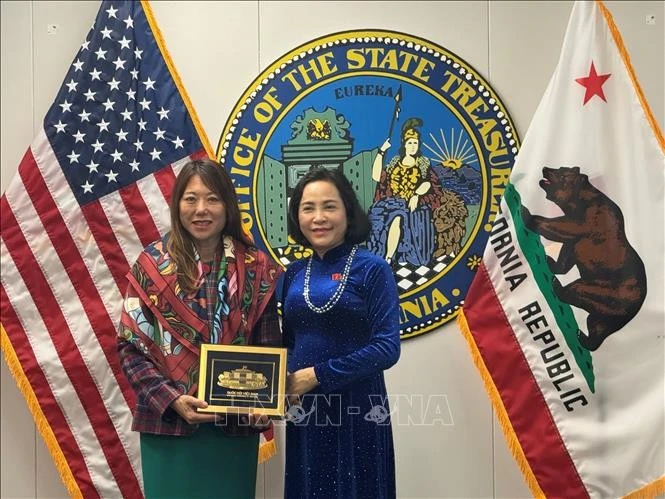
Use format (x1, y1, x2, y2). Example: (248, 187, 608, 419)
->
(197, 344, 287, 416)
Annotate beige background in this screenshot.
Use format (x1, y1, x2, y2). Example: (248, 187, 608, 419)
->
(1, 1, 663, 498)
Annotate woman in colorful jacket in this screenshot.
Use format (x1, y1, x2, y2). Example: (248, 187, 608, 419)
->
(117, 158, 282, 498)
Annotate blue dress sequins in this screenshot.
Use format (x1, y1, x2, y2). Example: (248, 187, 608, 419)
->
(283, 244, 400, 499)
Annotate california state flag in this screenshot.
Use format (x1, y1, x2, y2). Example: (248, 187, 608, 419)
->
(458, 1, 664, 497)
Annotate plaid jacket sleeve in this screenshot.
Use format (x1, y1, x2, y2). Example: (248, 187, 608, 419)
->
(118, 340, 182, 416)
(117, 282, 185, 433)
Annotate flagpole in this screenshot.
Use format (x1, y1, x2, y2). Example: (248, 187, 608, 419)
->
(387, 85, 402, 139)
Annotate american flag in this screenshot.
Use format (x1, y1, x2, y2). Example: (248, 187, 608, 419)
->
(1, 1, 210, 497)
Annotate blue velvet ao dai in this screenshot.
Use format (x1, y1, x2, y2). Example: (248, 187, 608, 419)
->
(282, 244, 400, 499)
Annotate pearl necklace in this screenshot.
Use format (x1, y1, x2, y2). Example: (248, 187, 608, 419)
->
(303, 245, 358, 314)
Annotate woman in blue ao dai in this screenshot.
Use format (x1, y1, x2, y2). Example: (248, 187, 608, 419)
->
(283, 167, 401, 499)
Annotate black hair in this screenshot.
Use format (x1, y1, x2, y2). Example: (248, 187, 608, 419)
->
(287, 166, 371, 247)
(167, 158, 251, 292)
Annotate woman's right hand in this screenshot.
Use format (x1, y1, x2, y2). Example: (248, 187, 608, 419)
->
(169, 395, 218, 424)
(373, 139, 391, 182)
(380, 139, 391, 153)
(286, 367, 319, 405)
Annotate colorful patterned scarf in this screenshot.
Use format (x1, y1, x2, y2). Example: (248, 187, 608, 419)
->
(118, 234, 281, 394)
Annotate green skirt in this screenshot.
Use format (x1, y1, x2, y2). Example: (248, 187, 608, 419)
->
(140, 424, 258, 499)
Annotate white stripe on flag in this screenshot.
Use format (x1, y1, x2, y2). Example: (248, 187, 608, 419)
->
(1, 172, 142, 481)
(136, 171, 172, 236)
(0, 237, 118, 495)
(98, 192, 145, 273)
(171, 155, 190, 177)
(31, 130, 123, 325)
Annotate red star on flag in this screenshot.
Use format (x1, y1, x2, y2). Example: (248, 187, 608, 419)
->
(575, 61, 611, 105)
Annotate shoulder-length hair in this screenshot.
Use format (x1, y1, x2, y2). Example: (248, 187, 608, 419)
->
(287, 166, 371, 247)
(166, 158, 251, 293)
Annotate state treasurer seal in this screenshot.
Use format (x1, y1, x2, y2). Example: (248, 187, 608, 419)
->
(217, 30, 519, 339)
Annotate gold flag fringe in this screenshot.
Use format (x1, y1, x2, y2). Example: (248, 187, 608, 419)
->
(601, 1, 665, 495)
(623, 478, 665, 499)
(258, 437, 277, 464)
(456, 311, 545, 498)
(1, 324, 83, 499)
(596, 0, 665, 155)
(141, 0, 214, 160)
(458, 308, 665, 498)
(455, 3, 664, 497)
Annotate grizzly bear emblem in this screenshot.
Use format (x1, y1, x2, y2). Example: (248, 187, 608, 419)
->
(521, 166, 647, 351)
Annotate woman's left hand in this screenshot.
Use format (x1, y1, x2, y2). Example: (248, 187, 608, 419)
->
(286, 367, 319, 404)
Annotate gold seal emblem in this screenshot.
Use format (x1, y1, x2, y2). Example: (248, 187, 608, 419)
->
(219, 30, 519, 339)
(217, 366, 268, 390)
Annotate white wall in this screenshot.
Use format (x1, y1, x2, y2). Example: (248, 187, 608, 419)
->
(1, 1, 663, 498)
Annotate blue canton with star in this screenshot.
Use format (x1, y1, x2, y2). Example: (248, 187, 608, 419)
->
(44, 2, 203, 206)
